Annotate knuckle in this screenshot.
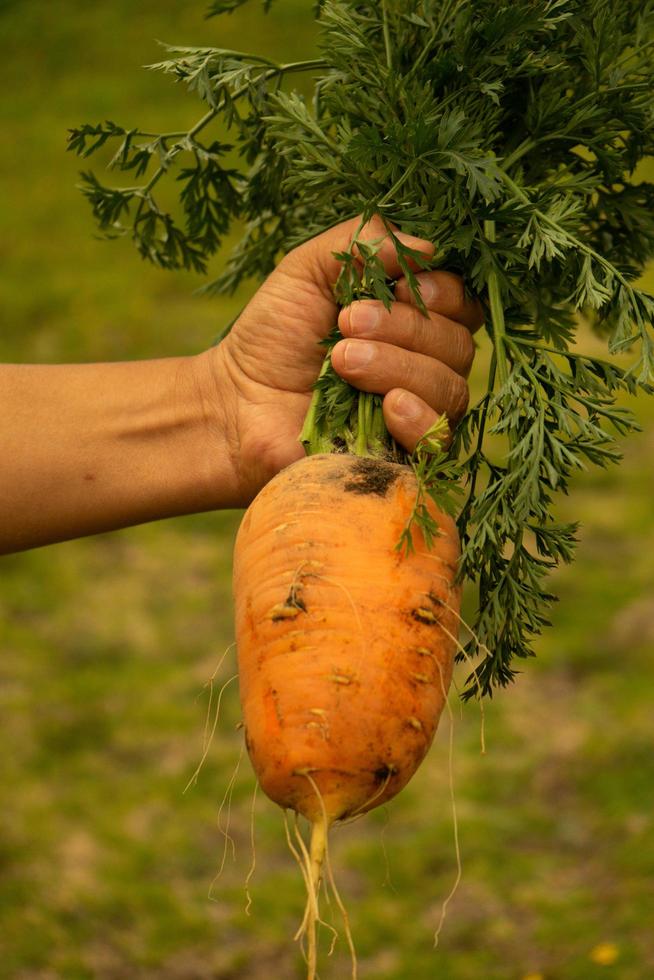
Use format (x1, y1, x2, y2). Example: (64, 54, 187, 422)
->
(408, 305, 428, 344)
(447, 275, 466, 311)
(393, 277, 410, 302)
(457, 329, 476, 375)
(448, 375, 469, 419)
(396, 347, 413, 388)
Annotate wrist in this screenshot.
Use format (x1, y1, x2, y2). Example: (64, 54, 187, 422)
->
(184, 347, 243, 510)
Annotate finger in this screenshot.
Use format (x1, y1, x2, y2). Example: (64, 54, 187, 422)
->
(331, 338, 470, 422)
(337, 300, 475, 377)
(283, 215, 434, 301)
(394, 270, 484, 333)
(383, 390, 449, 455)
(353, 215, 435, 280)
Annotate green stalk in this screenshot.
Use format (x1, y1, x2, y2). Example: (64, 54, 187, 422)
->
(460, 355, 496, 524)
(377, 158, 419, 208)
(381, 0, 393, 71)
(354, 392, 387, 457)
(355, 394, 370, 455)
(501, 139, 536, 171)
(484, 219, 510, 387)
(300, 348, 392, 459)
(299, 355, 333, 455)
(143, 58, 328, 195)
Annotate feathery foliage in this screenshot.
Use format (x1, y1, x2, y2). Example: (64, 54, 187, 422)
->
(69, 0, 654, 697)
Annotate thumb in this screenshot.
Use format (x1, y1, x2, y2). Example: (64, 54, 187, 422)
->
(280, 215, 435, 301)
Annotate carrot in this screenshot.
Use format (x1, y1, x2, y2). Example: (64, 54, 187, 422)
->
(233, 451, 461, 977)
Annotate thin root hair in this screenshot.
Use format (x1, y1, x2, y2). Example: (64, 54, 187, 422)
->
(283, 812, 312, 972)
(244, 780, 259, 916)
(435, 615, 487, 756)
(208, 740, 244, 901)
(200, 642, 236, 748)
(416, 578, 489, 753)
(433, 657, 462, 949)
(379, 806, 397, 894)
(185, 668, 239, 793)
(416, 552, 494, 671)
(340, 769, 393, 823)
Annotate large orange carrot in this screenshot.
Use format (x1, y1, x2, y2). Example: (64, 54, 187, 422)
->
(233, 451, 460, 976)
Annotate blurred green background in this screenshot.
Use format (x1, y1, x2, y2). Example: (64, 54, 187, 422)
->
(1, 3, 653, 978)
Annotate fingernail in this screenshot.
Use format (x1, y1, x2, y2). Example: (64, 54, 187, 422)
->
(394, 391, 422, 420)
(349, 303, 381, 334)
(343, 339, 374, 369)
(415, 274, 436, 302)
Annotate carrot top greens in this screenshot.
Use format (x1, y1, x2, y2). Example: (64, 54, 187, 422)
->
(69, 0, 654, 697)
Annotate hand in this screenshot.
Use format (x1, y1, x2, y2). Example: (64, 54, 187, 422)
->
(208, 215, 484, 505)
(0, 217, 483, 553)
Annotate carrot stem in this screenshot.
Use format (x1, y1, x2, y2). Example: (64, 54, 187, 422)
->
(299, 354, 333, 455)
(483, 219, 510, 387)
(300, 349, 391, 459)
(355, 393, 370, 455)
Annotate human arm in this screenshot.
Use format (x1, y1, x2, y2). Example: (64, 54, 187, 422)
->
(0, 355, 231, 553)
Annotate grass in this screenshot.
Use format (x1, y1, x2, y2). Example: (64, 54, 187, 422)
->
(1, 3, 653, 978)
